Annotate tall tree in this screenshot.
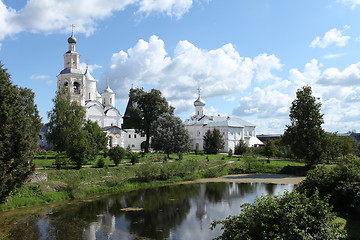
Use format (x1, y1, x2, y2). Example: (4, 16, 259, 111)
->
(150, 113, 190, 157)
(125, 88, 173, 152)
(0, 63, 41, 203)
(47, 90, 95, 168)
(203, 129, 225, 154)
(283, 85, 326, 166)
(84, 120, 108, 153)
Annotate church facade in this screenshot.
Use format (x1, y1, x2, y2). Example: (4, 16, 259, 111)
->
(55, 33, 146, 149)
(184, 93, 263, 152)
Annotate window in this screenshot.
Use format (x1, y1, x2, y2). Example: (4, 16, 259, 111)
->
(73, 82, 80, 94)
(89, 93, 91, 99)
(64, 82, 69, 87)
(129, 135, 131, 138)
(134, 134, 137, 138)
(110, 98, 112, 104)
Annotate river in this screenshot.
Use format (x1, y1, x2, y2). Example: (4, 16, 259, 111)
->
(5, 182, 295, 240)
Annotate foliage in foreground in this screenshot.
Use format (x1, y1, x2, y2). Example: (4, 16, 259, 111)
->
(212, 190, 346, 240)
(298, 156, 360, 215)
(0, 63, 41, 203)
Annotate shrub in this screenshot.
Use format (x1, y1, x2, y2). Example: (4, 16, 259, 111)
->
(96, 158, 105, 168)
(212, 190, 346, 240)
(234, 140, 248, 155)
(298, 156, 360, 214)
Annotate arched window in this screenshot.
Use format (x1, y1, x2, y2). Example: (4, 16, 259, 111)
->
(64, 82, 69, 87)
(73, 82, 80, 94)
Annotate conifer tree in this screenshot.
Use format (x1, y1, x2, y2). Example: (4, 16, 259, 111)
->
(283, 86, 326, 166)
(0, 63, 41, 203)
(203, 129, 225, 154)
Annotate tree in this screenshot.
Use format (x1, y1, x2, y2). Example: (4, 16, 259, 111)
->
(125, 88, 174, 152)
(283, 86, 326, 166)
(203, 129, 225, 154)
(47, 90, 96, 169)
(0, 63, 41, 203)
(234, 140, 248, 155)
(263, 140, 277, 159)
(84, 120, 107, 154)
(150, 113, 190, 157)
(108, 145, 126, 166)
(212, 190, 346, 240)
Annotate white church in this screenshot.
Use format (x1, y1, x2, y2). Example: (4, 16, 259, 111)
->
(51, 32, 145, 150)
(184, 91, 263, 152)
(39, 32, 262, 152)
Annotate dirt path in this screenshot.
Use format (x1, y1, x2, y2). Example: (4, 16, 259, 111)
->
(181, 174, 305, 185)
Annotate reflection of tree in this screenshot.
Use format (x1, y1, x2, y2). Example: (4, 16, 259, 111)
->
(237, 183, 256, 197)
(122, 184, 199, 239)
(205, 182, 228, 202)
(9, 216, 40, 240)
(265, 183, 276, 196)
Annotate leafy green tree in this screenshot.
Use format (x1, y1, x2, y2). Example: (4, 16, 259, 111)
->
(108, 145, 126, 166)
(150, 113, 190, 157)
(338, 136, 356, 158)
(0, 63, 41, 203)
(234, 140, 247, 155)
(203, 129, 225, 154)
(212, 190, 346, 240)
(124, 88, 173, 153)
(83, 120, 107, 159)
(283, 85, 326, 166)
(47, 90, 97, 169)
(323, 132, 342, 163)
(263, 140, 277, 159)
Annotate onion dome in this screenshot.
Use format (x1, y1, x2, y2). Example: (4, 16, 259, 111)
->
(194, 96, 205, 107)
(68, 34, 77, 44)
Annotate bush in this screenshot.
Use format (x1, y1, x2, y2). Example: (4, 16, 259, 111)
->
(108, 145, 126, 166)
(234, 140, 248, 155)
(298, 156, 360, 214)
(96, 158, 105, 168)
(129, 152, 139, 165)
(212, 190, 346, 240)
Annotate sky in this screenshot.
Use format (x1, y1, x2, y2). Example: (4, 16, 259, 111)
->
(1, 0, 360, 134)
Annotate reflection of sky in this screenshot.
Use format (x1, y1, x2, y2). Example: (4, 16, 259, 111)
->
(170, 183, 294, 240)
(36, 218, 52, 240)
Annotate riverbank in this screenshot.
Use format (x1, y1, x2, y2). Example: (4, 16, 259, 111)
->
(181, 174, 306, 185)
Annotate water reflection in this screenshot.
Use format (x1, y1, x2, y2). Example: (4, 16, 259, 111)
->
(10, 182, 294, 240)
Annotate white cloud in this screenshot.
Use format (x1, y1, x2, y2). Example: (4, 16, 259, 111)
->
(104, 35, 283, 114)
(253, 53, 283, 82)
(310, 26, 350, 48)
(30, 74, 50, 80)
(288, 59, 322, 86)
(232, 86, 293, 119)
(323, 53, 345, 59)
(0, 0, 199, 40)
(318, 62, 360, 86)
(338, 0, 360, 9)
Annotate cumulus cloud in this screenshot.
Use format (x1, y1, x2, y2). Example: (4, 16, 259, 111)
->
(318, 62, 360, 86)
(338, 0, 360, 9)
(0, 0, 199, 40)
(104, 35, 283, 114)
(310, 26, 350, 48)
(232, 86, 293, 119)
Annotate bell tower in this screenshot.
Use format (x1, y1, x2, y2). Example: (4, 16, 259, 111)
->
(57, 26, 86, 106)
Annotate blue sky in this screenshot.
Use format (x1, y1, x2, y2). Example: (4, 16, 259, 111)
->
(1, 0, 360, 134)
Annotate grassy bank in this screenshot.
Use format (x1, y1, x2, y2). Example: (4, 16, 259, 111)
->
(1, 153, 305, 211)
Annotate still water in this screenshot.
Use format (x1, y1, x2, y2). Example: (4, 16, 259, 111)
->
(10, 182, 294, 240)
